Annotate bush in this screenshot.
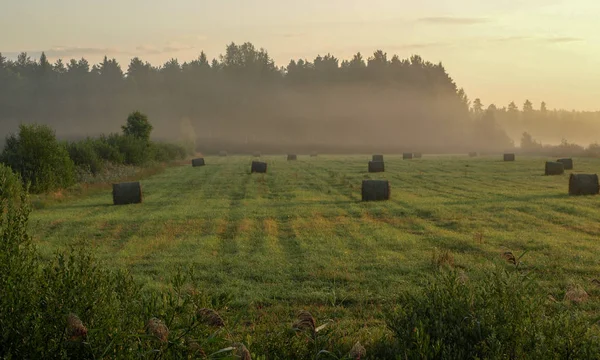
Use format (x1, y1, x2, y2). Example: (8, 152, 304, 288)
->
(66, 139, 104, 175)
(92, 135, 125, 164)
(386, 267, 600, 359)
(103, 133, 151, 166)
(0, 164, 23, 204)
(0, 124, 75, 193)
(151, 142, 188, 162)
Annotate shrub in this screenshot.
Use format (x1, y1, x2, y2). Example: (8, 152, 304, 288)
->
(0, 124, 75, 193)
(92, 135, 125, 164)
(0, 164, 23, 204)
(66, 139, 104, 175)
(386, 267, 600, 359)
(103, 133, 151, 166)
(151, 142, 187, 162)
(122, 111, 153, 142)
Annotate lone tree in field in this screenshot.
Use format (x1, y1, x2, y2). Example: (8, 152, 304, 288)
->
(122, 111, 153, 142)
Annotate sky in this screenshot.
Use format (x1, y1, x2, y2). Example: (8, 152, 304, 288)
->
(1, 0, 599, 111)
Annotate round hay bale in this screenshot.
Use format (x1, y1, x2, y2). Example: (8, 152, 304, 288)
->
(310, 152, 318, 157)
(569, 174, 599, 196)
(557, 158, 573, 170)
(403, 153, 413, 160)
(219, 151, 228, 157)
(469, 152, 478, 157)
(413, 152, 423, 159)
(361, 180, 390, 201)
(368, 161, 385, 173)
(504, 153, 515, 161)
(192, 158, 205, 167)
(251, 161, 267, 173)
(372, 154, 384, 162)
(112, 182, 142, 205)
(287, 154, 297, 161)
(252, 151, 261, 157)
(545, 161, 564, 176)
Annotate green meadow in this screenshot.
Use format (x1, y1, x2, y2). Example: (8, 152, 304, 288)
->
(29, 154, 600, 341)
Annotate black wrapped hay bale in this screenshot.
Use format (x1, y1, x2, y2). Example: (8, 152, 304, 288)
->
(557, 158, 573, 170)
(413, 152, 422, 158)
(545, 161, 564, 176)
(569, 174, 599, 196)
(362, 180, 390, 201)
(368, 161, 385, 173)
(219, 151, 228, 157)
(192, 158, 205, 167)
(504, 153, 515, 161)
(372, 154, 384, 162)
(469, 152, 478, 157)
(287, 154, 297, 161)
(113, 182, 142, 205)
(403, 153, 413, 160)
(251, 161, 267, 173)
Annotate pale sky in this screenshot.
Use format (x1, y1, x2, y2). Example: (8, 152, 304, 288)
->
(1, 0, 599, 110)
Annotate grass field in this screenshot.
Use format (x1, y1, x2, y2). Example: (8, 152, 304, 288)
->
(28, 154, 600, 344)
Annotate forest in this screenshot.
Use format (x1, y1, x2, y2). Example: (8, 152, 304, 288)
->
(1, 42, 599, 154)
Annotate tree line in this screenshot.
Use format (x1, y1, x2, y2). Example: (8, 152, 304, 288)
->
(1, 42, 598, 153)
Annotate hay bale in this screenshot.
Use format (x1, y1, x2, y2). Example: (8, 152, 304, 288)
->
(569, 174, 599, 196)
(112, 182, 142, 205)
(287, 154, 297, 161)
(251, 161, 267, 173)
(368, 161, 385, 173)
(545, 161, 564, 176)
(219, 151, 228, 157)
(191, 158, 205, 167)
(252, 151, 261, 157)
(372, 154, 384, 162)
(469, 152, 478, 157)
(413, 152, 422, 159)
(361, 180, 390, 201)
(557, 158, 573, 170)
(310, 152, 318, 157)
(504, 153, 515, 161)
(403, 153, 413, 160)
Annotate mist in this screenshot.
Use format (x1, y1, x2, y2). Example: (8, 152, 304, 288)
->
(1, 43, 598, 154)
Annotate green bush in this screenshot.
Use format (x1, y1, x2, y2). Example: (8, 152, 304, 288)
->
(102, 133, 151, 166)
(66, 139, 104, 175)
(0, 124, 75, 193)
(151, 142, 188, 162)
(386, 267, 600, 359)
(93, 135, 125, 164)
(0, 164, 23, 204)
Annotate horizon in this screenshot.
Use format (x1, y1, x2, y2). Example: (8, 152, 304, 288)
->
(1, 0, 599, 111)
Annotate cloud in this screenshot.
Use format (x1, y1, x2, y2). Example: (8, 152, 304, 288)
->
(136, 43, 195, 55)
(489, 36, 532, 43)
(281, 33, 304, 38)
(391, 42, 448, 50)
(543, 37, 584, 43)
(418, 16, 490, 25)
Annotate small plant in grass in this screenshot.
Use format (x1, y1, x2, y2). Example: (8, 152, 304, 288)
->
(386, 265, 600, 359)
(431, 248, 455, 269)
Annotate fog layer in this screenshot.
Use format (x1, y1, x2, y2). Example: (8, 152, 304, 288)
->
(1, 43, 598, 153)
